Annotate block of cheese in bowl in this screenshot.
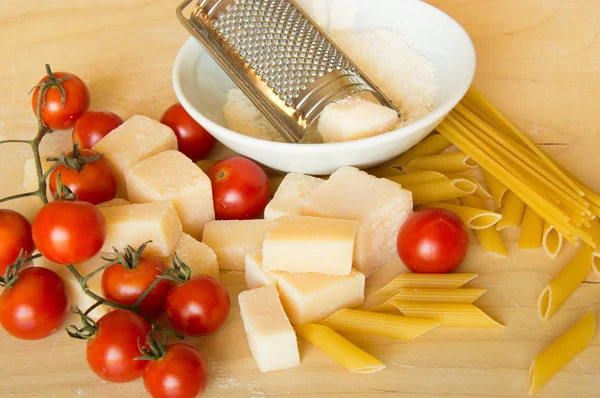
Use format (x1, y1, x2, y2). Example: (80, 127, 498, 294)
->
(172, 0, 475, 174)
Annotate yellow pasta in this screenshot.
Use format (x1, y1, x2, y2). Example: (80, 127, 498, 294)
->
(529, 311, 595, 395)
(584, 220, 600, 276)
(388, 288, 486, 304)
(372, 273, 477, 300)
(404, 152, 478, 174)
(519, 206, 545, 250)
(392, 301, 505, 329)
(442, 198, 462, 205)
(496, 191, 526, 230)
(407, 178, 477, 205)
(366, 167, 404, 178)
(392, 133, 453, 167)
(386, 171, 447, 186)
(460, 195, 508, 257)
(419, 202, 502, 229)
(481, 168, 508, 206)
(294, 324, 386, 373)
(446, 173, 493, 199)
(538, 246, 593, 321)
(320, 308, 438, 340)
(542, 222, 563, 260)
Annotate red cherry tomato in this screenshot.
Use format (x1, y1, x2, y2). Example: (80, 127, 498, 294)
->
(160, 103, 216, 161)
(0, 267, 69, 340)
(31, 71, 90, 130)
(48, 149, 117, 205)
(396, 208, 470, 274)
(143, 343, 208, 398)
(207, 157, 270, 220)
(0, 210, 34, 276)
(32, 201, 106, 265)
(102, 256, 172, 318)
(72, 111, 123, 149)
(86, 310, 151, 383)
(165, 275, 230, 336)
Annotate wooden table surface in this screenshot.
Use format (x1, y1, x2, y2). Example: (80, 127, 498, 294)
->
(1, 0, 600, 397)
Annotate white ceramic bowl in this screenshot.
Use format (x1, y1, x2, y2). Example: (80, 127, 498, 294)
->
(173, 0, 476, 175)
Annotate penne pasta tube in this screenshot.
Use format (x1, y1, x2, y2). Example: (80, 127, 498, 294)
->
(294, 324, 386, 373)
(460, 195, 508, 257)
(442, 198, 462, 205)
(481, 168, 508, 207)
(392, 301, 505, 329)
(496, 191, 526, 230)
(584, 220, 600, 276)
(386, 171, 447, 186)
(372, 273, 477, 300)
(520, 206, 545, 250)
(446, 173, 493, 199)
(320, 308, 438, 340)
(538, 246, 593, 321)
(418, 202, 502, 229)
(529, 311, 595, 395)
(391, 134, 453, 167)
(542, 222, 563, 260)
(366, 167, 404, 178)
(407, 178, 477, 205)
(404, 152, 478, 174)
(388, 288, 486, 304)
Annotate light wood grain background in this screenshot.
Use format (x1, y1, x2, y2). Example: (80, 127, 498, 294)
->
(1, 0, 599, 397)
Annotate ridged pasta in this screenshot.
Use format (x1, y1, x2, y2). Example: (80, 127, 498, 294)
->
(460, 195, 508, 257)
(372, 273, 477, 300)
(391, 134, 452, 167)
(404, 152, 478, 174)
(392, 301, 505, 329)
(419, 202, 502, 229)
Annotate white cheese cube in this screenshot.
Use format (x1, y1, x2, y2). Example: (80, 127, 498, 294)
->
(317, 94, 399, 142)
(301, 167, 413, 277)
(202, 220, 275, 271)
(125, 150, 214, 240)
(244, 250, 283, 289)
(97, 198, 130, 208)
(277, 269, 365, 325)
(238, 285, 300, 372)
(34, 254, 112, 320)
(99, 201, 182, 257)
(264, 173, 323, 220)
(262, 215, 357, 275)
(92, 115, 178, 197)
(23, 157, 54, 198)
(161, 233, 220, 281)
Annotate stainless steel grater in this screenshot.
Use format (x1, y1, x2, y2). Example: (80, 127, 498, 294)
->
(177, 0, 400, 143)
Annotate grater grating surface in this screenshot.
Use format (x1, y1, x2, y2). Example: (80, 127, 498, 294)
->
(177, 0, 399, 143)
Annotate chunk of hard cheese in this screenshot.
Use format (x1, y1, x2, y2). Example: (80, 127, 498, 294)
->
(317, 94, 399, 143)
(125, 150, 214, 239)
(244, 250, 283, 289)
(262, 215, 357, 275)
(202, 220, 275, 271)
(238, 285, 300, 372)
(97, 198, 130, 208)
(34, 254, 112, 320)
(264, 173, 323, 220)
(92, 115, 178, 197)
(99, 201, 182, 257)
(278, 269, 365, 325)
(161, 233, 220, 280)
(301, 167, 412, 277)
(23, 157, 54, 196)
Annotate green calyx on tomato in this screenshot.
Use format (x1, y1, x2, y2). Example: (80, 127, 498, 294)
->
(67, 307, 99, 340)
(47, 143, 104, 173)
(106, 241, 153, 271)
(136, 326, 168, 361)
(0, 249, 28, 289)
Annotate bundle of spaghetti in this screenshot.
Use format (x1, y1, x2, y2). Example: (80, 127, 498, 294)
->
(436, 86, 598, 247)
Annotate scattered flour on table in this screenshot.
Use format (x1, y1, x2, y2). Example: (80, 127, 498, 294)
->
(223, 29, 437, 142)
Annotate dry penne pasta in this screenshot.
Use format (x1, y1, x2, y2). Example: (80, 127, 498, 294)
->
(366, 167, 403, 178)
(389, 288, 486, 304)
(520, 206, 546, 250)
(446, 173, 493, 199)
(529, 311, 595, 395)
(404, 152, 478, 174)
(481, 168, 508, 206)
(372, 273, 477, 299)
(542, 222, 563, 259)
(294, 324, 385, 373)
(386, 170, 447, 186)
(460, 195, 508, 257)
(392, 301, 505, 329)
(320, 309, 438, 340)
(406, 178, 477, 205)
(442, 198, 462, 205)
(419, 202, 502, 229)
(496, 191, 526, 230)
(538, 246, 593, 321)
(585, 220, 600, 276)
(391, 133, 452, 167)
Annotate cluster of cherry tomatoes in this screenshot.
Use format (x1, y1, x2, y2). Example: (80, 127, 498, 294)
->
(0, 66, 267, 397)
